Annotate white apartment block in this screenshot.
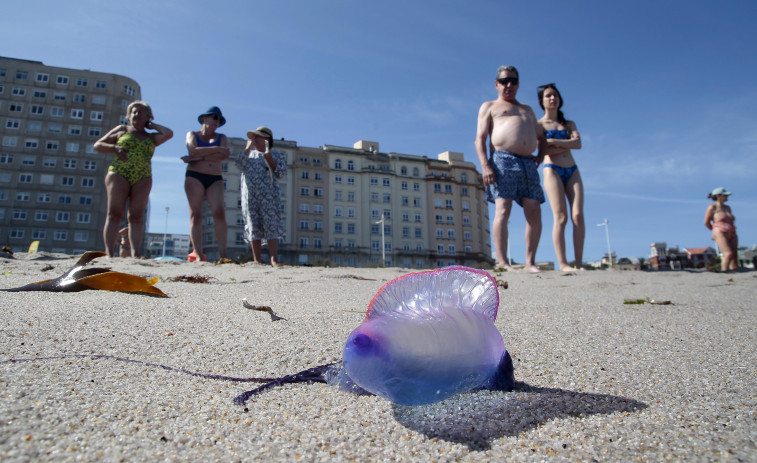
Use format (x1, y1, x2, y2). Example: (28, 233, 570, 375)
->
(205, 139, 493, 269)
(0, 56, 142, 254)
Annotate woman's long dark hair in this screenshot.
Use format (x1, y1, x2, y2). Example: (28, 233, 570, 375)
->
(538, 84, 566, 125)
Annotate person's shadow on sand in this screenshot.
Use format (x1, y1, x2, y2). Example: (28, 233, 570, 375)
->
(392, 382, 648, 451)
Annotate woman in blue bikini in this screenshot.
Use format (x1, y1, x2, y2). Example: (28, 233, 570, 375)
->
(537, 84, 585, 271)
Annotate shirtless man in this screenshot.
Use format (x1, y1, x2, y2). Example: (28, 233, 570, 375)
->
(475, 65, 546, 273)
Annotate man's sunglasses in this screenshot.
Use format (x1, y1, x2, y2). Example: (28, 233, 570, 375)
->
(497, 77, 519, 86)
(209, 114, 221, 121)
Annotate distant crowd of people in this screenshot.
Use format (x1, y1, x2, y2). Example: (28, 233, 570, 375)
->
(94, 65, 739, 272)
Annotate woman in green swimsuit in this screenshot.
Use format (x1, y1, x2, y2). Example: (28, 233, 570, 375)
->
(94, 101, 173, 257)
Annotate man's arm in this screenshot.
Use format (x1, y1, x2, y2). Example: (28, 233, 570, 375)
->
(475, 102, 495, 185)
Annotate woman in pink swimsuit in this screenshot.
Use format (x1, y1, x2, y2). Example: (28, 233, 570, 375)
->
(704, 187, 738, 272)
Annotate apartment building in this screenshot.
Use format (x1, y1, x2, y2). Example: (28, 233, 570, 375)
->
(0, 57, 141, 253)
(213, 138, 492, 268)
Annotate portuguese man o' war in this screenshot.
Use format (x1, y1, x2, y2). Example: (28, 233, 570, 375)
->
(336, 265, 514, 405)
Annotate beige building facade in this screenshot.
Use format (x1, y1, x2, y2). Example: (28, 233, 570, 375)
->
(0, 56, 141, 254)
(209, 139, 493, 269)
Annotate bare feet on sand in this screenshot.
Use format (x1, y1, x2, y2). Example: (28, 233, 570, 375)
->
(524, 265, 541, 274)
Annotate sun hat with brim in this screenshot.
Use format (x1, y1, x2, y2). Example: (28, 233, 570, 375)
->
(711, 187, 732, 197)
(247, 126, 273, 140)
(197, 106, 226, 126)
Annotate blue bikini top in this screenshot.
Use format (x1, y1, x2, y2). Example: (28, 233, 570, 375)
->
(545, 129, 569, 140)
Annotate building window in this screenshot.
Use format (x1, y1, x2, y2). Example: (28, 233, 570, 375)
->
(81, 177, 95, 188)
(27, 121, 41, 131)
(19, 174, 33, 183)
(300, 220, 309, 230)
(347, 208, 355, 218)
(54, 92, 66, 101)
(383, 178, 391, 187)
(75, 78, 88, 87)
(71, 109, 84, 119)
(334, 223, 342, 234)
(446, 199, 454, 209)
(6, 120, 20, 129)
(66, 143, 80, 153)
(56, 212, 70, 222)
(33, 90, 47, 98)
(35, 73, 50, 82)
(15, 71, 29, 80)
(63, 159, 77, 169)
(0, 154, 13, 164)
(347, 224, 355, 234)
(54, 231, 68, 241)
(21, 157, 35, 166)
(61, 176, 74, 186)
(334, 159, 342, 169)
(47, 123, 62, 133)
(88, 127, 101, 137)
(43, 158, 56, 167)
(10, 229, 25, 239)
(58, 195, 72, 204)
(38, 193, 51, 203)
(9, 103, 23, 112)
(347, 176, 355, 186)
(68, 126, 82, 135)
(46, 141, 59, 151)
(51, 107, 64, 117)
(75, 231, 89, 242)
(370, 177, 378, 186)
(300, 187, 310, 196)
(95, 80, 107, 89)
(12, 210, 28, 220)
(56, 75, 69, 85)
(90, 111, 103, 121)
(33, 230, 47, 240)
(76, 213, 91, 223)
(299, 238, 308, 249)
(79, 196, 93, 206)
(93, 95, 106, 105)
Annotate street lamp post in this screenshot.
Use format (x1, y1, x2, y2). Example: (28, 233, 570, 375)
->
(597, 218, 613, 268)
(162, 206, 169, 257)
(374, 213, 386, 266)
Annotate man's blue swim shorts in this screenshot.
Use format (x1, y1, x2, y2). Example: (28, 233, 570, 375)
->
(486, 150, 545, 206)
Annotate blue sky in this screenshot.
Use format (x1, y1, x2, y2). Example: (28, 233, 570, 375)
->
(3, 0, 756, 264)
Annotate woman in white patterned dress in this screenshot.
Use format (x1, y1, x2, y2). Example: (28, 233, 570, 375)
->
(235, 126, 287, 265)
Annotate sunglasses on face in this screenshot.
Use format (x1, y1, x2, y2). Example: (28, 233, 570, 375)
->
(209, 114, 221, 121)
(497, 77, 519, 86)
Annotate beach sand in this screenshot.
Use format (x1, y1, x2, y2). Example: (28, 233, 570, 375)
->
(1, 253, 755, 461)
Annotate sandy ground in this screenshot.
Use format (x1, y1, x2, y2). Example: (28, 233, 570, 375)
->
(1, 252, 755, 462)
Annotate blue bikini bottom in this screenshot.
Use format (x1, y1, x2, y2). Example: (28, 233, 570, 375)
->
(544, 164, 578, 186)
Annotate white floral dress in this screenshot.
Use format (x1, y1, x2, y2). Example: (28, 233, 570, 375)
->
(235, 149, 287, 241)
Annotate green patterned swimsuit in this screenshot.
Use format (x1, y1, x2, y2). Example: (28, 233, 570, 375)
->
(108, 132, 155, 185)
